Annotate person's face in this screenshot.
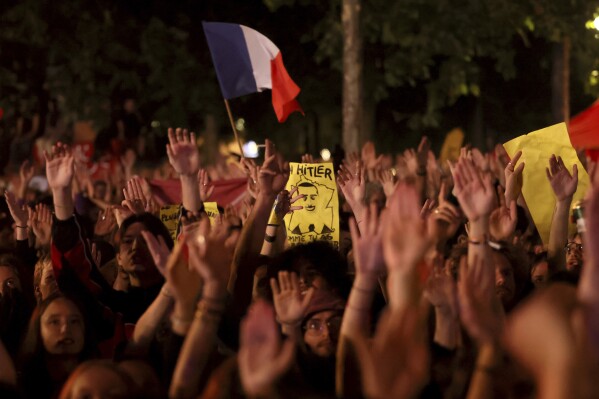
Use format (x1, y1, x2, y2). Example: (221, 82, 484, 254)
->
(117, 223, 161, 288)
(565, 235, 583, 273)
(41, 297, 85, 355)
(303, 310, 342, 357)
(299, 186, 318, 212)
(493, 252, 515, 306)
(0, 266, 20, 295)
(531, 261, 548, 289)
(68, 365, 128, 399)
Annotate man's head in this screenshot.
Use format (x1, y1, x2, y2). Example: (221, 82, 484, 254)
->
(115, 213, 173, 288)
(565, 233, 583, 274)
(301, 289, 345, 357)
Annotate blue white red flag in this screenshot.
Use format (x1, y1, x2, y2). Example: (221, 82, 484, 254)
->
(202, 21, 303, 123)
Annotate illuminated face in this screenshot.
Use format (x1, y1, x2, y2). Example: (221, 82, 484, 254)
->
(41, 297, 85, 355)
(299, 186, 318, 212)
(303, 310, 342, 357)
(117, 222, 161, 288)
(565, 235, 583, 273)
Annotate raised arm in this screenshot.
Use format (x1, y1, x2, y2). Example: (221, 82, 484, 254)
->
(450, 157, 495, 274)
(130, 231, 175, 351)
(337, 161, 367, 231)
(166, 128, 202, 212)
(238, 301, 296, 398)
(261, 187, 303, 257)
(169, 218, 239, 399)
(546, 155, 578, 272)
(45, 142, 75, 220)
(17, 159, 34, 201)
(230, 140, 288, 290)
(5, 190, 29, 242)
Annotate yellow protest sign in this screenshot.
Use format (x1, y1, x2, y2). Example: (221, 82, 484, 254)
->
(159, 205, 182, 241)
(503, 123, 589, 244)
(283, 163, 339, 249)
(440, 128, 465, 165)
(203, 202, 220, 225)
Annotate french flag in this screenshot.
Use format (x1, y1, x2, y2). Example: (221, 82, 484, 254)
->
(202, 22, 303, 123)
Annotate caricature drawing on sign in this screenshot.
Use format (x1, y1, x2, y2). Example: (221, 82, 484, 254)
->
(287, 177, 335, 237)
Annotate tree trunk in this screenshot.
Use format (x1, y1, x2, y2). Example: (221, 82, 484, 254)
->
(551, 38, 570, 124)
(342, 0, 362, 153)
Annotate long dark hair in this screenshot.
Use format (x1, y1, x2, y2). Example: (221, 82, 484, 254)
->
(18, 293, 98, 398)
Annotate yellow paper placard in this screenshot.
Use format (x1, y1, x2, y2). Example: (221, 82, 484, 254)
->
(283, 163, 339, 249)
(159, 205, 182, 241)
(440, 128, 465, 165)
(503, 123, 589, 244)
(203, 202, 220, 226)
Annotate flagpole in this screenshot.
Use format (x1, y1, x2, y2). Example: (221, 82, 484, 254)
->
(224, 99, 245, 159)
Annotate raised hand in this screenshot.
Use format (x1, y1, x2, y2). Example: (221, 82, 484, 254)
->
(451, 158, 495, 222)
(197, 169, 214, 202)
(240, 158, 261, 199)
(120, 149, 136, 172)
(18, 159, 35, 199)
(470, 148, 490, 175)
(273, 187, 304, 220)
(141, 230, 171, 277)
(165, 242, 202, 309)
(457, 255, 505, 345)
(376, 168, 397, 199)
(187, 216, 240, 287)
(29, 203, 52, 247)
(350, 203, 386, 278)
(338, 160, 366, 221)
(546, 154, 578, 202)
(354, 305, 429, 399)
(239, 300, 295, 397)
(383, 182, 431, 273)
(489, 186, 518, 241)
(425, 262, 458, 318)
(427, 182, 463, 244)
(504, 150, 525, 203)
(416, 136, 431, 174)
(4, 190, 28, 228)
(19, 159, 34, 185)
(270, 271, 314, 327)
(121, 176, 153, 215)
(166, 128, 200, 177)
(258, 140, 289, 198)
(45, 142, 75, 190)
(301, 153, 316, 164)
(112, 205, 133, 227)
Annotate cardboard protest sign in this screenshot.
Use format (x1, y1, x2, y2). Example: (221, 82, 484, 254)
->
(159, 205, 182, 241)
(440, 128, 465, 165)
(503, 123, 589, 244)
(203, 202, 221, 225)
(283, 163, 339, 248)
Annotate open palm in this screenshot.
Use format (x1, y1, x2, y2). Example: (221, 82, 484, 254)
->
(166, 128, 200, 176)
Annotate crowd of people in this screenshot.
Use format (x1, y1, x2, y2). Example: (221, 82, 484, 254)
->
(0, 109, 598, 399)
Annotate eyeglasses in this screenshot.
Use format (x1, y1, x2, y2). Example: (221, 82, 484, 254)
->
(304, 315, 342, 335)
(564, 243, 583, 254)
